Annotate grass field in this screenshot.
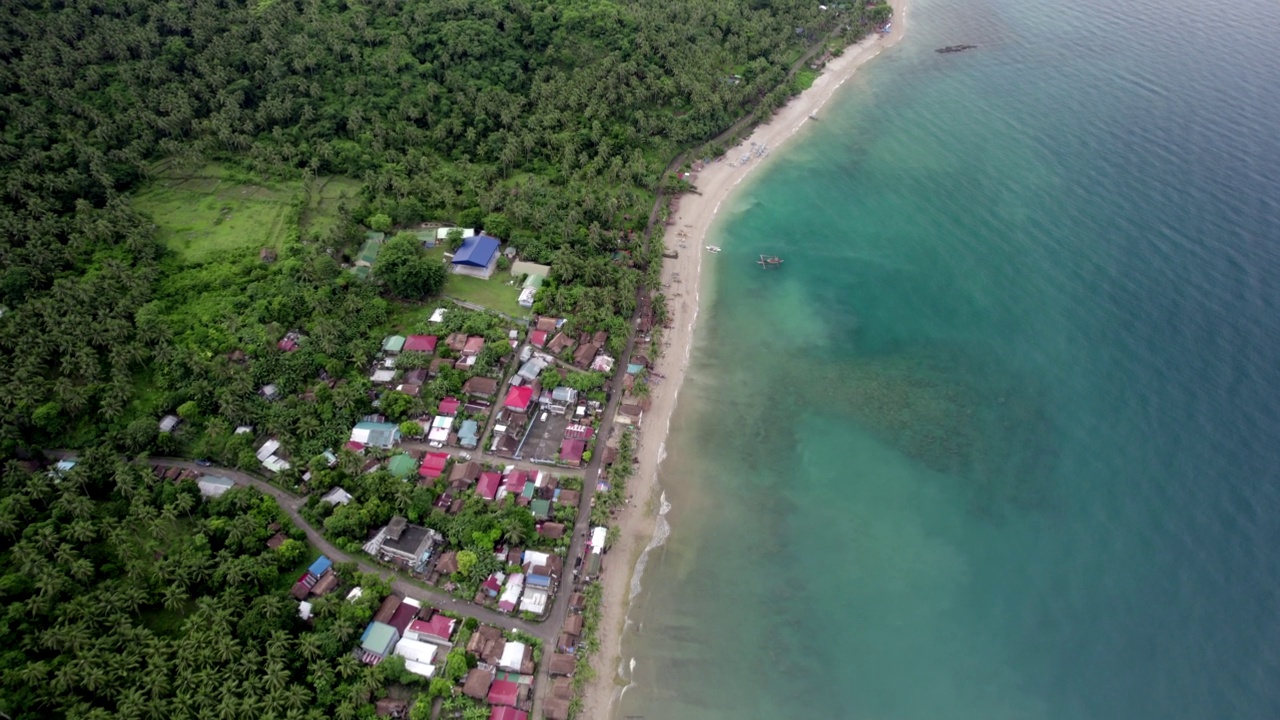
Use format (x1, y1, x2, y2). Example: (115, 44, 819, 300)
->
(445, 272, 530, 318)
(134, 162, 299, 263)
(134, 162, 359, 263)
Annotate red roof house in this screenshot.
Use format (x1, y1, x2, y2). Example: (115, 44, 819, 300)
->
(490, 707, 528, 720)
(477, 471, 502, 500)
(462, 336, 486, 356)
(529, 330, 548, 348)
(503, 470, 528, 494)
(414, 613, 457, 642)
(419, 452, 450, 479)
(438, 396, 461, 416)
(504, 386, 534, 413)
(559, 438, 586, 466)
(487, 679, 520, 708)
(345, 441, 366, 453)
(404, 335, 438, 353)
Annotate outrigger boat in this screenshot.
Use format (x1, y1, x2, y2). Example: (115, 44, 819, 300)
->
(757, 254, 784, 268)
(705, 245, 722, 253)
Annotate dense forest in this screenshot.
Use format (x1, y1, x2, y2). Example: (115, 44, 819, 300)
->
(0, 0, 882, 457)
(0, 451, 413, 719)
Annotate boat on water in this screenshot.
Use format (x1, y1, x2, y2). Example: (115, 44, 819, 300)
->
(757, 254, 784, 268)
(705, 245, 722, 253)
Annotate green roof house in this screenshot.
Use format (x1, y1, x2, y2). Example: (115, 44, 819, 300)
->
(382, 335, 406, 353)
(387, 453, 417, 478)
(360, 621, 399, 661)
(530, 499, 551, 520)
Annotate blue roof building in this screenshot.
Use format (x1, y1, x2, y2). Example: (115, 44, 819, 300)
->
(450, 234, 501, 279)
(308, 555, 333, 577)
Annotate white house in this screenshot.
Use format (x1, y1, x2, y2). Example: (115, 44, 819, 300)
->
(498, 641, 527, 673)
(320, 487, 354, 506)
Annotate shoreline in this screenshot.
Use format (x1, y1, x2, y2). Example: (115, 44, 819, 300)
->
(580, 6, 909, 718)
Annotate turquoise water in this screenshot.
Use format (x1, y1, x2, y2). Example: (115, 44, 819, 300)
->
(617, 0, 1280, 718)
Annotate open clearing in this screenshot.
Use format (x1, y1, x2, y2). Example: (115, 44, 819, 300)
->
(134, 161, 358, 263)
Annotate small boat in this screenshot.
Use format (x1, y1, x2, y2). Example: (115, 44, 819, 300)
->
(705, 245, 722, 253)
(757, 254, 784, 268)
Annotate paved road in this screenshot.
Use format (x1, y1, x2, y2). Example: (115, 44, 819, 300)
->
(146, 457, 554, 641)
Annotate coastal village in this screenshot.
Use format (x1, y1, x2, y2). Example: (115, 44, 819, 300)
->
(50, 221, 660, 719)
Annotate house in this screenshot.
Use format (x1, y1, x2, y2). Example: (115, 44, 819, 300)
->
(543, 698, 570, 720)
(429, 307, 448, 323)
(445, 333, 468, 352)
(462, 668, 494, 700)
(572, 342, 599, 369)
(449, 460, 481, 485)
(591, 526, 607, 553)
(462, 336, 486, 356)
(547, 653, 576, 677)
(463, 376, 499, 398)
(498, 640, 529, 673)
(387, 453, 418, 479)
(519, 588, 548, 615)
(350, 421, 401, 449)
(518, 287, 536, 307)
(501, 470, 529, 498)
(535, 316, 559, 333)
(393, 637, 440, 676)
(558, 439, 585, 466)
(159, 414, 181, 433)
(310, 571, 339, 597)
(556, 489, 579, 507)
(477, 471, 501, 500)
(266, 532, 288, 549)
(549, 387, 578, 414)
(428, 415, 453, 444)
(256, 438, 291, 473)
(498, 574, 524, 613)
(405, 613, 457, 644)
(359, 622, 400, 664)
(418, 452, 449, 480)
(563, 614, 583, 637)
(435, 226, 476, 243)
(278, 331, 302, 351)
(457, 420, 480, 449)
(516, 355, 548, 384)
(320, 487, 354, 506)
(490, 707, 528, 720)
(590, 354, 615, 373)
(197, 476, 235, 499)
(434, 551, 459, 576)
(355, 238, 382, 270)
(530, 498, 551, 519)
(404, 368, 429, 385)
(373, 594, 403, 624)
(376, 517, 440, 569)
(538, 522, 566, 539)
(382, 335, 406, 353)
(428, 358, 452, 377)
(504, 385, 534, 413)
(547, 332, 575, 355)
(437, 396, 461, 416)
(260, 384, 281, 400)
(450, 234, 501, 279)
(375, 698, 409, 718)
(370, 369, 396, 384)
(529, 330, 548, 348)
(466, 625, 505, 664)
(487, 679, 520, 708)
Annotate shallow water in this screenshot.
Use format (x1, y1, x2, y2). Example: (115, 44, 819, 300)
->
(616, 0, 1280, 717)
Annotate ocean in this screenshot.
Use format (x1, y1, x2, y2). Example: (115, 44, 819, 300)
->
(614, 0, 1280, 718)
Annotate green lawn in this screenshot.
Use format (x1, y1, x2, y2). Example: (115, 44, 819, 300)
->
(134, 162, 299, 263)
(444, 272, 530, 318)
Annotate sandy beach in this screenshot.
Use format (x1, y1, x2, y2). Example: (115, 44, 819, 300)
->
(579, 6, 908, 718)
